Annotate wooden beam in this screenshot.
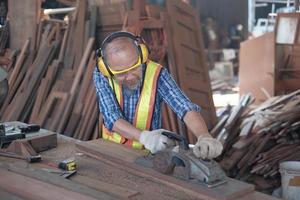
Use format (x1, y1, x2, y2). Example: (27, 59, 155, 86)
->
(0, 168, 114, 200)
(76, 139, 255, 200)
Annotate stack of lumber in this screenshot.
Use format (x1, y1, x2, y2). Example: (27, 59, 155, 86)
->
(212, 90, 300, 193)
(1, 0, 216, 143)
(1, 0, 98, 140)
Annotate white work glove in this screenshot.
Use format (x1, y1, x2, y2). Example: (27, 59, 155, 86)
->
(193, 135, 223, 160)
(139, 129, 175, 154)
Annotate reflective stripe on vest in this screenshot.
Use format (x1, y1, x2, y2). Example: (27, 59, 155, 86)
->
(102, 61, 162, 149)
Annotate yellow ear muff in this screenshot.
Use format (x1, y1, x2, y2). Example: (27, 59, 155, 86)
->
(139, 43, 149, 63)
(97, 57, 112, 78)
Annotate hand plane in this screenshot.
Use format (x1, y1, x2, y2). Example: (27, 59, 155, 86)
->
(136, 131, 227, 188)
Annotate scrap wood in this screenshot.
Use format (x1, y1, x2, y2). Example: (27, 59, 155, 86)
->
(214, 90, 300, 192)
(216, 94, 253, 150)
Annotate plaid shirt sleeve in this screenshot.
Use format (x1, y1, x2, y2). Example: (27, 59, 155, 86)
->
(157, 68, 201, 121)
(93, 67, 124, 131)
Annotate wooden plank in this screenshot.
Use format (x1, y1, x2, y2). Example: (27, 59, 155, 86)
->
(145, 5, 164, 19)
(29, 78, 50, 123)
(89, 6, 97, 38)
(57, 37, 95, 133)
(35, 20, 44, 52)
(82, 95, 98, 141)
(38, 92, 68, 129)
(71, 175, 140, 199)
(0, 166, 116, 200)
(55, 23, 62, 42)
(47, 25, 58, 44)
(64, 14, 76, 68)
(48, 93, 69, 131)
(73, 0, 87, 70)
(0, 51, 32, 119)
(165, 0, 216, 137)
(76, 90, 96, 139)
(5, 39, 59, 121)
(97, 3, 126, 27)
(0, 188, 25, 200)
(64, 111, 82, 137)
(35, 93, 57, 127)
(76, 139, 255, 200)
(74, 52, 95, 108)
(8, 39, 30, 86)
(58, 21, 70, 62)
(8, 0, 39, 51)
(28, 132, 57, 153)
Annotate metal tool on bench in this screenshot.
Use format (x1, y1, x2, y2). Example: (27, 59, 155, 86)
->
(0, 123, 40, 148)
(0, 123, 42, 162)
(136, 131, 227, 188)
(58, 157, 76, 171)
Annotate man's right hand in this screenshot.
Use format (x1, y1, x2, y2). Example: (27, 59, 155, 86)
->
(139, 129, 175, 154)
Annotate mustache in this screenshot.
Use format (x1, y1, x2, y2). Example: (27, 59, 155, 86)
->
(123, 78, 142, 89)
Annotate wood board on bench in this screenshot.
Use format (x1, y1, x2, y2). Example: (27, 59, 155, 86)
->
(76, 139, 255, 200)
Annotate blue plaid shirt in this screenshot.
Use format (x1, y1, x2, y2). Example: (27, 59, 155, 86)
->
(93, 64, 201, 131)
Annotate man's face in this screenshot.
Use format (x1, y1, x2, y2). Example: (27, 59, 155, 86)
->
(105, 38, 143, 90)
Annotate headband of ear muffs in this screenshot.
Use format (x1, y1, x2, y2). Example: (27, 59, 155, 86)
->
(96, 31, 149, 78)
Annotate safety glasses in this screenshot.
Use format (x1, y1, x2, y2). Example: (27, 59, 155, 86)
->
(109, 57, 142, 75)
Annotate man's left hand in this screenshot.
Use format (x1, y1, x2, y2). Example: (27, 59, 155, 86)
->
(193, 135, 223, 160)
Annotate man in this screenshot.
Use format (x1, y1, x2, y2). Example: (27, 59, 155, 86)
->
(93, 31, 223, 160)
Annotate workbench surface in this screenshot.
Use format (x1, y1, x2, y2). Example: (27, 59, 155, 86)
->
(0, 123, 279, 200)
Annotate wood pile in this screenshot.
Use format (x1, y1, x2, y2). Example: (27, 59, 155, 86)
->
(0, 0, 216, 143)
(212, 90, 300, 193)
(1, 0, 98, 140)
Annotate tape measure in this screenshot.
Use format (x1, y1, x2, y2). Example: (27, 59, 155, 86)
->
(58, 158, 76, 171)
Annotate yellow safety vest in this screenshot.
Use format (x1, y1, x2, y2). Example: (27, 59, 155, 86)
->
(102, 60, 162, 149)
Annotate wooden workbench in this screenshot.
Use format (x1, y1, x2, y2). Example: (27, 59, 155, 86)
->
(0, 123, 279, 200)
